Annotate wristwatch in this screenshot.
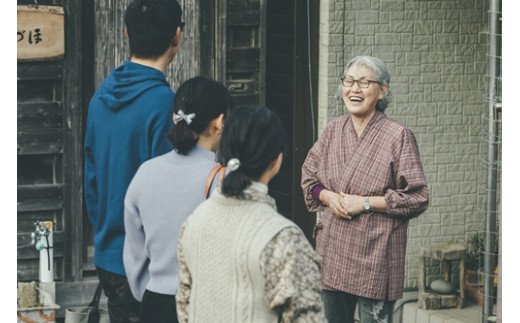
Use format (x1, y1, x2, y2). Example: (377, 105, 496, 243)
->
(363, 196, 370, 212)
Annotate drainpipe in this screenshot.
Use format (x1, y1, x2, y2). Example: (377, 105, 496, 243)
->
(35, 221, 54, 283)
(33, 221, 55, 301)
(482, 0, 501, 321)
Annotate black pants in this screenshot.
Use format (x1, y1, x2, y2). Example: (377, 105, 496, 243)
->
(139, 290, 178, 323)
(97, 267, 140, 323)
(322, 290, 395, 323)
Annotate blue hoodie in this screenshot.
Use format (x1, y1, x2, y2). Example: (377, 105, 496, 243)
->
(84, 61, 174, 276)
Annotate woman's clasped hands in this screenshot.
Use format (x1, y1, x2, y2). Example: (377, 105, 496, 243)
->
(321, 190, 365, 220)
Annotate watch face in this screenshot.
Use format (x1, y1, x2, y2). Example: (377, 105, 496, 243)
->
(364, 203, 370, 211)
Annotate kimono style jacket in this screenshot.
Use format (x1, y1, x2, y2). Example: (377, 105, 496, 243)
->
(301, 111, 429, 301)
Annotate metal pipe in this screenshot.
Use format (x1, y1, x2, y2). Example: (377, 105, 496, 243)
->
(483, 0, 500, 321)
(36, 221, 54, 283)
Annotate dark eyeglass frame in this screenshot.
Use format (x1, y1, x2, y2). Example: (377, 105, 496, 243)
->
(179, 21, 185, 32)
(341, 77, 381, 88)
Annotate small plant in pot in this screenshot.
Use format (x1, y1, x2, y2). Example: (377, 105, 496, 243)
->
(466, 231, 484, 271)
(464, 229, 499, 305)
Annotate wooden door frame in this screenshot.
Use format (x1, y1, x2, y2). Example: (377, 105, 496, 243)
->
(63, 0, 88, 282)
(292, 0, 319, 243)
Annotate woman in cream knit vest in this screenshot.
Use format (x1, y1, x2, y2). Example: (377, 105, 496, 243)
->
(176, 106, 327, 322)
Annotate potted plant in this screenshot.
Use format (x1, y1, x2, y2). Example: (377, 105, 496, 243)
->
(464, 229, 499, 306)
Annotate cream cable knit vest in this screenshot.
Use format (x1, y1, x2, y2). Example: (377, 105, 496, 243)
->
(180, 184, 296, 322)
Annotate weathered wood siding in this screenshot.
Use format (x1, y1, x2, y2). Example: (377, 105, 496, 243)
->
(17, 3, 319, 310)
(17, 60, 66, 281)
(224, 0, 267, 106)
(93, 0, 200, 91)
(17, 0, 85, 283)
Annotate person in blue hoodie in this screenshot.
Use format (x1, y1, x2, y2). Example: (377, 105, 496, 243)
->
(83, 1, 183, 322)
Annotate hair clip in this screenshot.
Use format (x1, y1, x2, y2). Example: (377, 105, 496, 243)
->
(174, 109, 196, 125)
(227, 158, 241, 171)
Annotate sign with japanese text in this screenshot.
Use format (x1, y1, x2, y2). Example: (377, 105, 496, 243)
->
(17, 5, 64, 61)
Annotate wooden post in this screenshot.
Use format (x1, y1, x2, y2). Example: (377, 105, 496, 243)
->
(444, 260, 451, 282)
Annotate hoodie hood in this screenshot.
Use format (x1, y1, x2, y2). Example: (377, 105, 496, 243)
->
(98, 61, 168, 111)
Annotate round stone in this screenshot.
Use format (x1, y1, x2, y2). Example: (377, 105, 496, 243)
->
(430, 279, 457, 294)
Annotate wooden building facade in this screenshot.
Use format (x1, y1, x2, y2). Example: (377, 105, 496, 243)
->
(17, 0, 319, 315)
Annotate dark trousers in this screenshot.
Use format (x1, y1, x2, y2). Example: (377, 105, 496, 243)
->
(139, 290, 178, 323)
(97, 267, 140, 323)
(322, 290, 395, 323)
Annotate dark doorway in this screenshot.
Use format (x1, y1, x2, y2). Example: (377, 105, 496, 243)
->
(266, 0, 319, 242)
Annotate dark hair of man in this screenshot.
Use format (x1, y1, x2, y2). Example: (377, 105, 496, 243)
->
(218, 106, 287, 197)
(167, 76, 232, 155)
(125, 0, 182, 59)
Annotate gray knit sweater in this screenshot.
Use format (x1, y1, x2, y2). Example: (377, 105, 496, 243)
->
(123, 146, 219, 301)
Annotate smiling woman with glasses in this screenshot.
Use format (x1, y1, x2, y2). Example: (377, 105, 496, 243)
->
(340, 77, 381, 88)
(301, 55, 429, 323)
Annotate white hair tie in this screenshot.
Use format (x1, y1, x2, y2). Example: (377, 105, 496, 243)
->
(227, 158, 241, 171)
(174, 109, 196, 125)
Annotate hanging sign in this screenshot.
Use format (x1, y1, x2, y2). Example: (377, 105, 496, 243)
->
(17, 5, 64, 61)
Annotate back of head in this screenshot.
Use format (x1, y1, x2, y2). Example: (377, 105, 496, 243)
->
(218, 106, 287, 197)
(125, 0, 182, 59)
(168, 76, 232, 155)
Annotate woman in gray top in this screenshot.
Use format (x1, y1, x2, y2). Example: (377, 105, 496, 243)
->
(123, 76, 232, 323)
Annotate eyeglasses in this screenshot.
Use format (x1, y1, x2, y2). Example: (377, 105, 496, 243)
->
(179, 21, 185, 32)
(341, 77, 381, 88)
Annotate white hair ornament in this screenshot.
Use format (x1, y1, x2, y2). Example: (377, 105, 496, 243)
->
(227, 158, 241, 171)
(174, 109, 196, 125)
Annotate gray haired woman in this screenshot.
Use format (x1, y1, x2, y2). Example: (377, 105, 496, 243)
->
(301, 55, 429, 323)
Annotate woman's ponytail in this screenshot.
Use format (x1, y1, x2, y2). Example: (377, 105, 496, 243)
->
(168, 122, 197, 155)
(221, 168, 250, 197)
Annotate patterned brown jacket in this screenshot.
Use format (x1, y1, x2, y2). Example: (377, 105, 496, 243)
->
(301, 111, 429, 301)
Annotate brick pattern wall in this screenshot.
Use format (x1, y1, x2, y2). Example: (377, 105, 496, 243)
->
(318, 0, 489, 288)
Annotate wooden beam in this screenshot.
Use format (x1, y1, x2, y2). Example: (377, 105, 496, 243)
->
(291, 0, 319, 244)
(18, 102, 63, 129)
(17, 128, 64, 155)
(62, 0, 87, 282)
(17, 62, 62, 81)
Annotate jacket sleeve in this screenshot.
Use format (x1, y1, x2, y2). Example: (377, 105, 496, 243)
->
(260, 227, 327, 323)
(176, 223, 192, 323)
(84, 126, 99, 227)
(123, 170, 150, 302)
(384, 128, 429, 218)
(301, 127, 330, 213)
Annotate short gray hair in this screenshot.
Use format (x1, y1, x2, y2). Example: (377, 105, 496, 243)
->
(336, 55, 392, 112)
